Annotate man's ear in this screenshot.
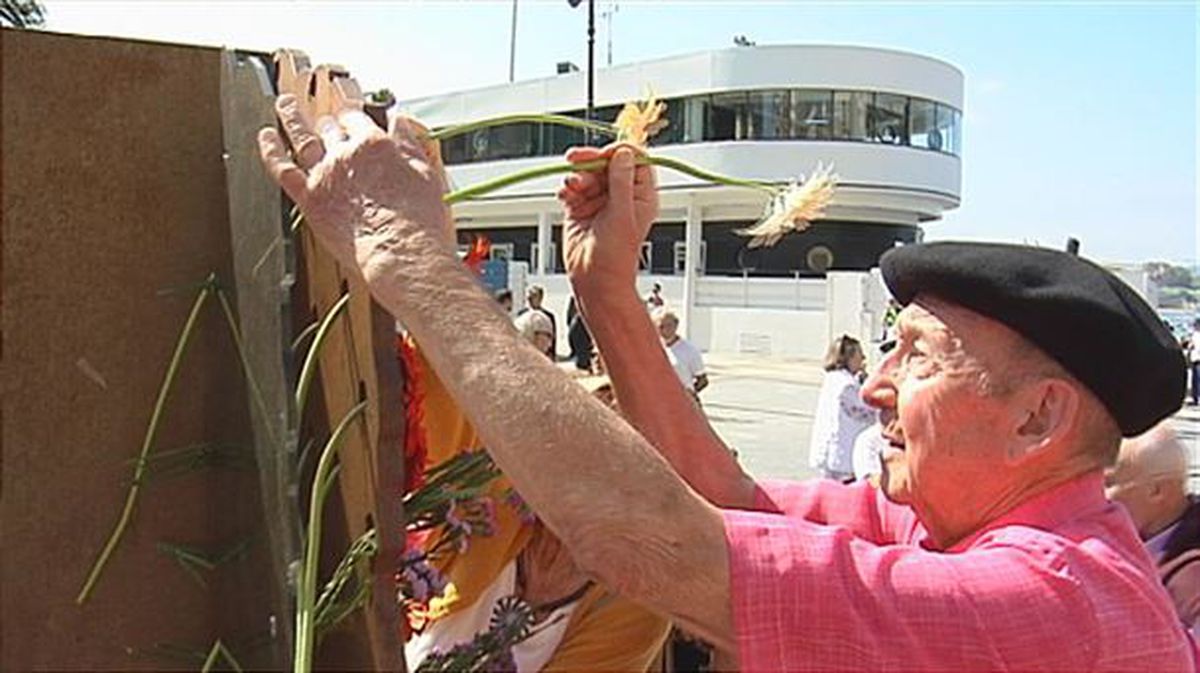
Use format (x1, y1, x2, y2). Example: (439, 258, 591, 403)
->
(1009, 379, 1081, 463)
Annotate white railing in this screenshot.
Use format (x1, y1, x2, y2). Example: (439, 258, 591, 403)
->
(696, 274, 826, 310)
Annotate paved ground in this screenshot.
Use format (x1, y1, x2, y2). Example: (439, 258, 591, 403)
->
(702, 353, 1200, 489)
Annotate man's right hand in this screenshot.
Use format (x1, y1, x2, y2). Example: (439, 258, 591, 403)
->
(557, 144, 659, 294)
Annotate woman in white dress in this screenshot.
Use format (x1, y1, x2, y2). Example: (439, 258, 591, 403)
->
(808, 335, 876, 482)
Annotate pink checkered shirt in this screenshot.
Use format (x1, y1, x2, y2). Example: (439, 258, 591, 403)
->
(724, 472, 1197, 671)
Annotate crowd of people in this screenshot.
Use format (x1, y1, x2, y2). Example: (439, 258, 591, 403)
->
(258, 95, 1197, 671)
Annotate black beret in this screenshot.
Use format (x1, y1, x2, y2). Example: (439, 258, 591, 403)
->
(879, 242, 1185, 436)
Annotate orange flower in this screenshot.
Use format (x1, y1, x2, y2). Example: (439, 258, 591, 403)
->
(614, 92, 669, 147)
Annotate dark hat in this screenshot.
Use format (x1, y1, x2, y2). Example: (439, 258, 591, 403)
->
(880, 242, 1185, 436)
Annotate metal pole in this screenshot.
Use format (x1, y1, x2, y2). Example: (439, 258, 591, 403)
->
(508, 0, 518, 82)
(586, 0, 595, 143)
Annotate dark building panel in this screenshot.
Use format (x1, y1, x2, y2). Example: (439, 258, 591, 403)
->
(702, 221, 920, 277)
(462, 221, 919, 277)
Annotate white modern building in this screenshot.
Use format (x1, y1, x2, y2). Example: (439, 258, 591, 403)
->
(402, 45, 964, 358)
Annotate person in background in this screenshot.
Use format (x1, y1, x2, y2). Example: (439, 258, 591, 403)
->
(654, 308, 707, 397)
(851, 341, 896, 484)
(514, 310, 554, 361)
(566, 296, 593, 372)
(519, 285, 557, 359)
(1190, 319, 1200, 405)
(645, 282, 664, 309)
(494, 288, 514, 315)
(1106, 421, 1200, 632)
(808, 335, 875, 482)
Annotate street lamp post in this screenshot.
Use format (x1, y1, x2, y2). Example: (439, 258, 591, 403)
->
(569, 0, 596, 143)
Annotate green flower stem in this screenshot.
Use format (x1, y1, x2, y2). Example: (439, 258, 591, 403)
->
(201, 639, 244, 673)
(443, 159, 605, 204)
(428, 114, 616, 142)
(295, 399, 368, 673)
(76, 277, 215, 606)
(647, 154, 779, 195)
(294, 292, 351, 418)
(443, 154, 778, 205)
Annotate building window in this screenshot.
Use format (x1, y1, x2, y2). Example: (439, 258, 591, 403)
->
(673, 241, 708, 275)
(909, 98, 937, 150)
(638, 241, 653, 274)
(490, 243, 515, 261)
(437, 89, 961, 165)
(792, 90, 833, 140)
(870, 93, 908, 145)
(545, 109, 586, 155)
(530, 242, 557, 273)
(651, 97, 686, 146)
(704, 92, 748, 141)
(748, 90, 790, 139)
(806, 245, 834, 273)
(832, 91, 871, 141)
(936, 104, 961, 156)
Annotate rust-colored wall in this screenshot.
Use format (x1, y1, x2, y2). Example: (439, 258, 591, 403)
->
(2, 29, 277, 670)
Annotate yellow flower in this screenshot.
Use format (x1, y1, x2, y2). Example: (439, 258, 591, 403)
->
(614, 92, 669, 147)
(739, 163, 838, 248)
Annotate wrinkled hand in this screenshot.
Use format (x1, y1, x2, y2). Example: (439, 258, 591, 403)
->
(557, 144, 658, 293)
(257, 94, 455, 282)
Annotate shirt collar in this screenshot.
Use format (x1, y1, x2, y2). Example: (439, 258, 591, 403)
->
(940, 471, 1109, 553)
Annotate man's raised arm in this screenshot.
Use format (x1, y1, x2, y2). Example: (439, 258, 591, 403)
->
(558, 146, 757, 509)
(257, 98, 735, 651)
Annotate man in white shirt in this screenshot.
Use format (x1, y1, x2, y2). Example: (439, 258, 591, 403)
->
(654, 309, 707, 395)
(1189, 319, 1200, 405)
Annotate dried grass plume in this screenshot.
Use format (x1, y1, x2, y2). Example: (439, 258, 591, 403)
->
(738, 163, 838, 248)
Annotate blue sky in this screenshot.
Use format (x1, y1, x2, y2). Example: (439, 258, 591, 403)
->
(45, 1, 1198, 265)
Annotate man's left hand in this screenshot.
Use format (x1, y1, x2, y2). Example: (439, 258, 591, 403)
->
(257, 95, 456, 283)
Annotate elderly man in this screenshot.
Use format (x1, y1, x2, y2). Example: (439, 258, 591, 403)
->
(1107, 421, 1200, 631)
(518, 285, 557, 359)
(258, 99, 1193, 670)
(654, 308, 707, 395)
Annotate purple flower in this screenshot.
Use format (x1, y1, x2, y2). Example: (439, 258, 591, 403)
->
(481, 647, 517, 673)
(503, 488, 537, 526)
(397, 550, 447, 603)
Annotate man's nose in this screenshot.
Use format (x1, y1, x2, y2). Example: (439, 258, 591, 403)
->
(861, 368, 897, 410)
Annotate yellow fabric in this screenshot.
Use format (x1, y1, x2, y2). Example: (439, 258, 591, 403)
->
(419, 350, 532, 621)
(415, 350, 670, 670)
(542, 585, 671, 672)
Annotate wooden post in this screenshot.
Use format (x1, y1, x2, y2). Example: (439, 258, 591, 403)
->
(273, 49, 407, 672)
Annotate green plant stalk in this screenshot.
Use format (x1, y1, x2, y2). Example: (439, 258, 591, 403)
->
(76, 279, 215, 605)
(290, 319, 322, 355)
(201, 639, 244, 673)
(294, 292, 351, 418)
(428, 114, 617, 142)
(314, 528, 378, 635)
(294, 400, 368, 673)
(443, 154, 778, 205)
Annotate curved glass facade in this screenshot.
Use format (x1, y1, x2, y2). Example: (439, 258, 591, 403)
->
(440, 88, 962, 165)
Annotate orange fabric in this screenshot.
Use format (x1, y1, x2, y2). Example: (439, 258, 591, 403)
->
(416, 348, 532, 621)
(542, 585, 671, 672)
(411, 349, 669, 670)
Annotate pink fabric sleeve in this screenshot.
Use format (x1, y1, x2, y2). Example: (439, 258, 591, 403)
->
(723, 509, 1145, 673)
(749, 478, 918, 546)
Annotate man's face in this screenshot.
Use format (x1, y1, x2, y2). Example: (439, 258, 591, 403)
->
(528, 291, 543, 309)
(862, 297, 1026, 533)
(533, 331, 553, 357)
(656, 315, 678, 341)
